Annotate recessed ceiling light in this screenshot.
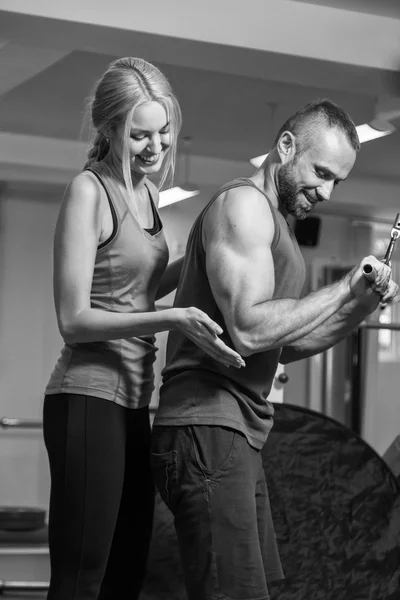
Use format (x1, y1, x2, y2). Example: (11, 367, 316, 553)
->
(159, 186, 200, 208)
(356, 120, 395, 143)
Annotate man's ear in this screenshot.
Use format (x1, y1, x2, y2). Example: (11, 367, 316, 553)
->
(277, 131, 296, 163)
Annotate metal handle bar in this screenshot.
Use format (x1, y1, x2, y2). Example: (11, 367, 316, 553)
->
(0, 579, 49, 594)
(0, 418, 42, 429)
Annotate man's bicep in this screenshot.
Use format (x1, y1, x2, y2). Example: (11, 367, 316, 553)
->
(205, 219, 275, 337)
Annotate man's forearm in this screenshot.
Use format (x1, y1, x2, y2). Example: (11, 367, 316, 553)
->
(232, 278, 351, 356)
(279, 292, 377, 364)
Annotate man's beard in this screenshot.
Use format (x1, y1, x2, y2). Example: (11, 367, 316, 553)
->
(277, 162, 309, 220)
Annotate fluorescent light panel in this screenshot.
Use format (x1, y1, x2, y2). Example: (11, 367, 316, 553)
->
(356, 122, 395, 144)
(159, 186, 200, 208)
(249, 121, 395, 167)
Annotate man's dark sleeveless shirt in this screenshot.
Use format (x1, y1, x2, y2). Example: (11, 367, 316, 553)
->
(153, 178, 306, 449)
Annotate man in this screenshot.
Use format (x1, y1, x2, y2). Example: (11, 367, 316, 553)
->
(151, 99, 398, 600)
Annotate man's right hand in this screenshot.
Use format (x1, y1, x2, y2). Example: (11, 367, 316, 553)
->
(346, 255, 398, 305)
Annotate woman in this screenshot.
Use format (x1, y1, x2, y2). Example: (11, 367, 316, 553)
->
(43, 57, 245, 600)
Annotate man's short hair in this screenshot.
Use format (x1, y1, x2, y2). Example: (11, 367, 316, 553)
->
(272, 98, 360, 155)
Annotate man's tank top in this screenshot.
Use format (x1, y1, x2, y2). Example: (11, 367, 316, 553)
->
(154, 178, 306, 448)
(45, 161, 169, 409)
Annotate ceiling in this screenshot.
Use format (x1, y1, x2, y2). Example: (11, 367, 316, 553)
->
(0, 0, 399, 221)
(0, 51, 378, 162)
(293, 0, 400, 19)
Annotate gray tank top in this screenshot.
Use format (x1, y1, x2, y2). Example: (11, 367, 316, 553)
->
(45, 161, 169, 409)
(154, 178, 306, 448)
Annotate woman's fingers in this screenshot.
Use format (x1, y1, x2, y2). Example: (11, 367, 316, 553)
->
(190, 309, 222, 336)
(211, 337, 246, 367)
(200, 315, 223, 336)
(201, 348, 231, 369)
(182, 307, 246, 368)
(186, 330, 245, 368)
(203, 339, 245, 368)
(196, 315, 245, 366)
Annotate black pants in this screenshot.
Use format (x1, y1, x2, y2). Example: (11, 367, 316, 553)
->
(43, 394, 154, 600)
(151, 425, 283, 600)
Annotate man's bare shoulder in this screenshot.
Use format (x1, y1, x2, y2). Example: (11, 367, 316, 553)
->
(204, 182, 275, 239)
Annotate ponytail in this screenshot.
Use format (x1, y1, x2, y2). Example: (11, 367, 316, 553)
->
(84, 131, 109, 169)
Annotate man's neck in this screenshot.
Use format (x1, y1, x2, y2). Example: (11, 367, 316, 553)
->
(248, 159, 288, 218)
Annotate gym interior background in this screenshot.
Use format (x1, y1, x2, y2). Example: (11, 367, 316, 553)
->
(0, 0, 399, 591)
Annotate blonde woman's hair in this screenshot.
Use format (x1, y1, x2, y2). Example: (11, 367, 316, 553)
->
(84, 57, 182, 193)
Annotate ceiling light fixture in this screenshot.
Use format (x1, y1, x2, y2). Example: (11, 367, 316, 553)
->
(356, 119, 395, 143)
(159, 136, 200, 208)
(249, 120, 396, 168)
(158, 186, 199, 208)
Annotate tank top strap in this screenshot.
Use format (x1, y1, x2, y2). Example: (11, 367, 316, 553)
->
(203, 177, 282, 251)
(85, 162, 130, 222)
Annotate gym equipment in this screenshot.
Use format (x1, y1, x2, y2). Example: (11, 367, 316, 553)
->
(0, 580, 48, 595)
(0, 418, 42, 430)
(0, 417, 48, 596)
(0, 508, 45, 532)
(363, 212, 400, 280)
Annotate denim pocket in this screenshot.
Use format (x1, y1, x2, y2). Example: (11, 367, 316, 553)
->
(151, 450, 178, 511)
(188, 426, 238, 477)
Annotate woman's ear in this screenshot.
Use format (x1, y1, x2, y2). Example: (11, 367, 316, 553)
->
(103, 120, 120, 137)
